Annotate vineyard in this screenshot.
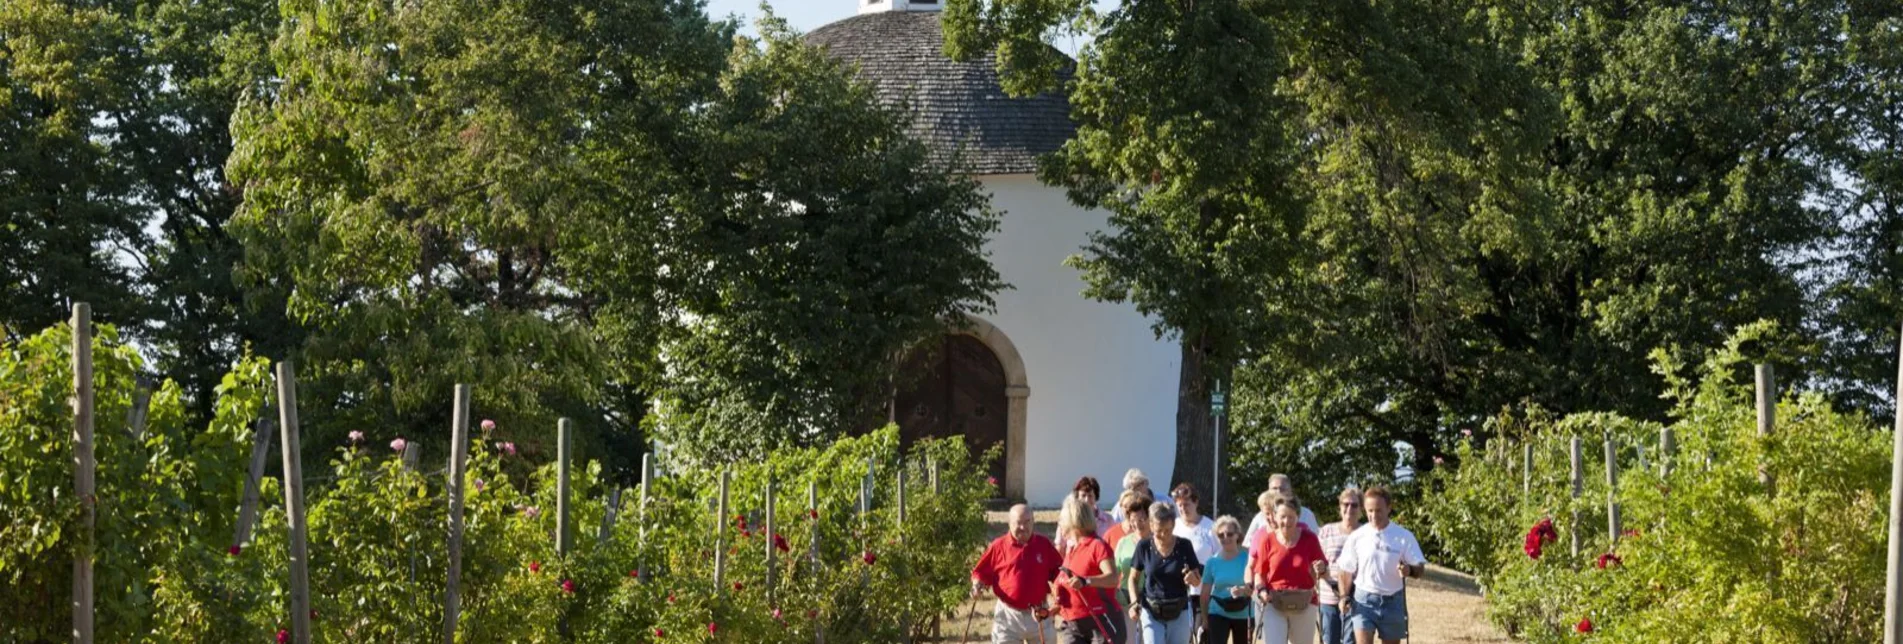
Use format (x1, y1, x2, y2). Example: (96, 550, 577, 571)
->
(1418, 325, 1893, 643)
(1, 319, 992, 643)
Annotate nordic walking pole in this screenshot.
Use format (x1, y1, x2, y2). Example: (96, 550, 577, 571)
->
(960, 595, 982, 643)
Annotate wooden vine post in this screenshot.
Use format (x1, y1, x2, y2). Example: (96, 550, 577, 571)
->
(765, 475, 777, 601)
(1605, 433, 1621, 543)
(714, 468, 730, 591)
(557, 418, 573, 555)
(72, 303, 96, 644)
(234, 416, 277, 547)
(443, 384, 471, 643)
(1569, 436, 1582, 559)
(1522, 441, 1533, 499)
(1883, 322, 1902, 644)
(276, 362, 312, 644)
(1660, 427, 1676, 478)
(1757, 364, 1776, 495)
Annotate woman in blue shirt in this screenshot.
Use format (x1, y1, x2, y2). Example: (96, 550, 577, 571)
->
(1200, 515, 1252, 644)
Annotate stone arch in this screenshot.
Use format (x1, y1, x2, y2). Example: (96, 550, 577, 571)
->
(954, 314, 1029, 500)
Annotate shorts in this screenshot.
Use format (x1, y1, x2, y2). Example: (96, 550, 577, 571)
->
(1349, 589, 1408, 640)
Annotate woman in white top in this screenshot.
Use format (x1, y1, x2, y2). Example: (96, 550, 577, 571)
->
(1168, 482, 1218, 621)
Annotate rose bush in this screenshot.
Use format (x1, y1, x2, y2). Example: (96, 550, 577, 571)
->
(1421, 324, 1890, 642)
(2, 323, 991, 642)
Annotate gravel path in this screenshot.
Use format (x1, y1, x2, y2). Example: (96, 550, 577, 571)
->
(932, 510, 1509, 643)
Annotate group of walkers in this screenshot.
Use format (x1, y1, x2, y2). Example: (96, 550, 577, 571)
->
(970, 470, 1429, 644)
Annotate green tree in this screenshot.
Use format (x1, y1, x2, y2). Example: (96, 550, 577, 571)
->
(635, 16, 1002, 463)
(229, 0, 1001, 473)
(946, 0, 1548, 498)
(0, 0, 148, 337)
(1819, 2, 1903, 416)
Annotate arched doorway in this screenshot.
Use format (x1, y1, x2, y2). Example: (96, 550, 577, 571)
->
(891, 317, 1028, 497)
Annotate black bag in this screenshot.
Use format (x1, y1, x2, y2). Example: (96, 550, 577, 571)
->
(1144, 596, 1188, 622)
(1213, 594, 1252, 613)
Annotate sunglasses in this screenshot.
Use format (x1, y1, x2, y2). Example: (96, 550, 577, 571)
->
(1217, 532, 1239, 539)
(1340, 502, 1360, 508)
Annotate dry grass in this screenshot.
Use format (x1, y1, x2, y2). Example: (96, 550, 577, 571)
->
(928, 510, 1510, 643)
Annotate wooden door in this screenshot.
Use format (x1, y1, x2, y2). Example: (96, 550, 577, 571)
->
(893, 334, 1008, 488)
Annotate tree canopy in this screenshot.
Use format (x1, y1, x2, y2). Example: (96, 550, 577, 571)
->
(946, 0, 1903, 502)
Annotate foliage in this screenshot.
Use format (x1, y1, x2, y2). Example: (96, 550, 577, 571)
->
(1419, 324, 1891, 642)
(1, 324, 991, 642)
(947, 0, 1901, 497)
(228, 0, 1001, 475)
(634, 14, 1003, 463)
(0, 0, 289, 419)
(0, 322, 276, 642)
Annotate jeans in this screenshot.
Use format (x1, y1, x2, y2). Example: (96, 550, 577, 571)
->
(1318, 603, 1350, 644)
(1348, 589, 1408, 641)
(1137, 607, 1193, 644)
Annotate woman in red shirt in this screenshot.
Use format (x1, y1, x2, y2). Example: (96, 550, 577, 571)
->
(1249, 497, 1327, 644)
(1056, 495, 1124, 644)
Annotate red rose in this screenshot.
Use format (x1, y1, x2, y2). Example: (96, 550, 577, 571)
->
(629, 569, 640, 579)
(732, 581, 744, 592)
(1622, 528, 1641, 539)
(773, 533, 791, 553)
(667, 593, 676, 604)
(708, 622, 718, 635)
(861, 550, 876, 565)
(277, 629, 288, 643)
(1576, 617, 1593, 633)
(653, 627, 664, 638)
(561, 578, 577, 594)
(808, 509, 819, 520)
(1595, 553, 1622, 569)
(529, 561, 542, 574)
(228, 545, 242, 557)
(1523, 518, 1557, 559)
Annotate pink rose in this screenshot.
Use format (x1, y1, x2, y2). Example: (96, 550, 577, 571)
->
(561, 579, 577, 594)
(1461, 428, 1472, 437)
(497, 441, 517, 456)
(390, 438, 407, 453)
(277, 629, 288, 643)
(347, 430, 364, 444)
(522, 505, 540, 518)
(473, 479, 486, 492)
(708, 623, 718, 635)
(481, 419, 496, 432)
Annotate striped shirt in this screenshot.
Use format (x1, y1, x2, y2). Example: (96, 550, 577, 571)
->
(1316, 522, 1357, 605)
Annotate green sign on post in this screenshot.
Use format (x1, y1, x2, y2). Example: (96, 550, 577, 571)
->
(1211, 383, 1227, 416)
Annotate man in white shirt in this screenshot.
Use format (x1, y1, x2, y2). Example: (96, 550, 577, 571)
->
(1334, 485, 1427, 644)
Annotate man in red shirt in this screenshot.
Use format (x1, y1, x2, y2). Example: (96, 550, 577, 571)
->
(973, 504, 1061, 643)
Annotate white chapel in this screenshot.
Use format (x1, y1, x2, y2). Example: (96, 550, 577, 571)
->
(808, 0, 1182, 505)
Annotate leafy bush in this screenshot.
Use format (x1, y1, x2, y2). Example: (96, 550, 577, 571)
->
(2, 323, 992, 642)
(1420, 325, 1890, 642)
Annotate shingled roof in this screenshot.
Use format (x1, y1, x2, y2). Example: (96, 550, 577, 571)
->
(805, 11, 1076, 176)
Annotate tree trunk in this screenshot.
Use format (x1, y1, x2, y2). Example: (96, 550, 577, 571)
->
(1173, 330, 1215, 503)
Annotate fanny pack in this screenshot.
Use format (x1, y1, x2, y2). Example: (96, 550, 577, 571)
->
(1212, 595, 1252, 612)
(1143, 596, 1188, 622)
(1269, 589, 1314, 613)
